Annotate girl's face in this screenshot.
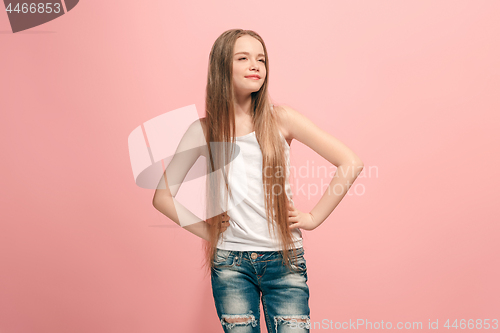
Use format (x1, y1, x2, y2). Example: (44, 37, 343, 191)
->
(232, 35, 267, 96)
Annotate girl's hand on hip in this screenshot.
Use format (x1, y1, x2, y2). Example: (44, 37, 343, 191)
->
(288, 201, 317, 231)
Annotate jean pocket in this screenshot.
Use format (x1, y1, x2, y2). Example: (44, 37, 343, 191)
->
(289, 248, 306, 272)
(213, 249, 234, 267)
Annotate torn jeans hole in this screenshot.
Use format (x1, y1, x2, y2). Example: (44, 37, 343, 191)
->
(275, 315, 311, 331)
(221, 312, 258, 329)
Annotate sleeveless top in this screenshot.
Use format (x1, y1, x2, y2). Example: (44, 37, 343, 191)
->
(216, 105, 303, 251)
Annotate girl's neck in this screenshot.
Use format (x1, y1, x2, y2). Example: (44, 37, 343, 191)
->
(233, 96, 253, 118)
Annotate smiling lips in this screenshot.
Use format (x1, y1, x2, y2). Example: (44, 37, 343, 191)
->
(245, 75, 261, 80)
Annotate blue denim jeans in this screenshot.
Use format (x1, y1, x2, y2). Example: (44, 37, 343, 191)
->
(211, 247, 311, 332)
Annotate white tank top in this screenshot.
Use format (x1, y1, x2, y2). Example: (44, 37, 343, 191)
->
(216, 107, 303, 251)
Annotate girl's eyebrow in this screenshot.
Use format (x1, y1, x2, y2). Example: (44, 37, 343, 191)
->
(234, 52, 265, 57)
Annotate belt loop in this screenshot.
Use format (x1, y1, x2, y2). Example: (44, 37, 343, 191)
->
(234, 251, 241, 265)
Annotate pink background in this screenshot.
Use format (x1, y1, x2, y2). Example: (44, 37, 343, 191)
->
(1, 1, 499, 332)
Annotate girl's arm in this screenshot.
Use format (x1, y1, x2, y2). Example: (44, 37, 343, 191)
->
(152, 119, 213, 241)
(280, 105, 364, 229)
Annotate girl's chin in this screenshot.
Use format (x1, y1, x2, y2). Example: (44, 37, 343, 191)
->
(234, 86, 263, 94)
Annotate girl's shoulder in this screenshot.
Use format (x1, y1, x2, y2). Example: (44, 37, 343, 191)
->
(199, 117, 208, 141)
(200, 117, 207, 130)
(271, 104, 292, 142)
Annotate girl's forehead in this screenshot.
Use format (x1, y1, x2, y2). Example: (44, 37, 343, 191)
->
(234, 36, 264, 53)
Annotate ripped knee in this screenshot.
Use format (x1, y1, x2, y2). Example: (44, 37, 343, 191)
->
(221, 312, 258, 329)
(275, 315, 311, 331)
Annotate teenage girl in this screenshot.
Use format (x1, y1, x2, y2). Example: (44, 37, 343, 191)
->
(153, 29, 364, 333)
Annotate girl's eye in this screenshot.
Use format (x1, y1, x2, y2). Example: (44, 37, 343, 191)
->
(238, 57, 266, 63)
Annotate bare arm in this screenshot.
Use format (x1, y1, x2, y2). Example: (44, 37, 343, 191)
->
(153, 174, 211, 241)
(152, 119, 217, 241)
(281, 105, 364, 228)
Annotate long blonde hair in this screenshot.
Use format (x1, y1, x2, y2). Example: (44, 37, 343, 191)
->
(201, 29, 299, 277)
